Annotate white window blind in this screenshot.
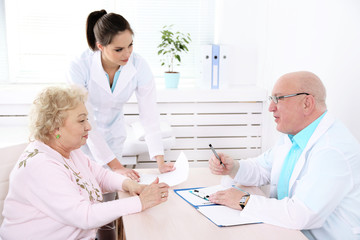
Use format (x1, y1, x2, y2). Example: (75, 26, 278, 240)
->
(0, 0, 8, 82)
(115, 0, 215, 79)
(2, 0, 215, 84)
(3, 0, 115, 83)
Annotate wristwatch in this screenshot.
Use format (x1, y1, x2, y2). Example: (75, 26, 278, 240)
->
(239, 194, 250, 209)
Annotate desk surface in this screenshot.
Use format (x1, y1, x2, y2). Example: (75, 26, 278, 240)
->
(119, 167, 307, 240)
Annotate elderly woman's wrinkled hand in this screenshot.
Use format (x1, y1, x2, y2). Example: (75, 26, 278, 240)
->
(139, 177, 169, 211)
(123, 179, 146, 196)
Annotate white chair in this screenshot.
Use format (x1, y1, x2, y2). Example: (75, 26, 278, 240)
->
(122, 120, 175, 165)
(0, 142, 27, 225)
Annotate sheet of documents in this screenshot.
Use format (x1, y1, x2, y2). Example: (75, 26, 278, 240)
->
(139, 151, 189, 186)
(174, 185, 262, 227)
(196, 185, 232, 197)
(197, 205, 260, 227)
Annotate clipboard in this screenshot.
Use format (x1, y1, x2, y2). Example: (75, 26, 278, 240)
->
(174, 187, 217, 209)
(173, 185, 262, 227)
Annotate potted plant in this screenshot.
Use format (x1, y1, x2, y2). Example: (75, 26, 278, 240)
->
(157, 25, 192, 88)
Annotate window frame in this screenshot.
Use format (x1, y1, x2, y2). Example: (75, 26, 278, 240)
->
(1, 0, 215, 87)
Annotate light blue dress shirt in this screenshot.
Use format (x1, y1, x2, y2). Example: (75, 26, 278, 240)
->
(277, 111, 327, 200)
(105, 66, 123, 93)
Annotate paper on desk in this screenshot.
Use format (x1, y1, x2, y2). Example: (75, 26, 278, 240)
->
(198, 185, 232, 196)
(139, 151, 189, 186)
(175, 185, 262, 227)
(198, 205, 260, 227)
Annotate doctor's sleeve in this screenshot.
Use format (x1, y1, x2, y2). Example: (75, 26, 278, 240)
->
(241, 147, 353, 230)
(85, 101, 116, 165)
(66, 55, 89, 88)
(234, 147, 274, 186)
(135, 59, 164, 159)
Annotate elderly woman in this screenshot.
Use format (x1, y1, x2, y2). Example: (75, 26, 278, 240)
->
(0, 86, 169, 240)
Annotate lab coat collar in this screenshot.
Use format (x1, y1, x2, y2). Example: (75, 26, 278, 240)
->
(112, 53, 136, 96)
(90, 51, 137, 96)
(288, 112, 335, 193)
(90, 51, 112, 94)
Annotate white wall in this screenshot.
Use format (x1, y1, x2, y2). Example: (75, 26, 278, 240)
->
(216, 0, 360, 142)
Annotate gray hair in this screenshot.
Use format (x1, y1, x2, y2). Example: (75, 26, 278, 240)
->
(29, 85, 88, 142)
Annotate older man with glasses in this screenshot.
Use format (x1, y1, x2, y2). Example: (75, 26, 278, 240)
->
(208, 71, 360, 240)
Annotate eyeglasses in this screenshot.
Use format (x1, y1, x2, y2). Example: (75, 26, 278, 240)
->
(268, 92, 310, 104)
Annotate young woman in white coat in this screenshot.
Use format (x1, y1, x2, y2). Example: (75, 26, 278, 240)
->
(67, 10, 174, 239)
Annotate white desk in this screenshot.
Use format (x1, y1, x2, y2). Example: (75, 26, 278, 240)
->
(119, 167, 307, 240)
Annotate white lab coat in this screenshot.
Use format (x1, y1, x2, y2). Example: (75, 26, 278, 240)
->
(67, 49, 163, 165)
(236, 112, 360, 240)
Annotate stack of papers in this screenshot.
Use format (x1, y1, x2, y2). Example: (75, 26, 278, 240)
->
(174, 185, 262, 227)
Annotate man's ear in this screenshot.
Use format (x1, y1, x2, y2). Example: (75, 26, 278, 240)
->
(303, 95, 315, 115)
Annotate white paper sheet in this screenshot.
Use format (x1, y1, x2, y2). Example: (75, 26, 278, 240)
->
(139, 151, 189, 186)
(174, 185, 261, 227)
(197, 205, 260, 226)
(197, 185, 232, 196)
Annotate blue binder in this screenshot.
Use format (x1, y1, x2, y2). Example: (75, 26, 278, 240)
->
(211, 44, 220, 89)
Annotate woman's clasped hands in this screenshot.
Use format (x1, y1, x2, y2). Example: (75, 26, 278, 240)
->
(123, 177, 169, 211)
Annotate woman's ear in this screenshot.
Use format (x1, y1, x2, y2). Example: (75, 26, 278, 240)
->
(96, 42, 103, 51)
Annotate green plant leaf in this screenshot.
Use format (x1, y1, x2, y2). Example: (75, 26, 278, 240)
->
(158, 24, 192, 72)
(175, 55, 181, 62)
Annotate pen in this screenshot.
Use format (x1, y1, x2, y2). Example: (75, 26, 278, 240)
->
(209, 144, 225, 167)
(190, 189, 210, 201)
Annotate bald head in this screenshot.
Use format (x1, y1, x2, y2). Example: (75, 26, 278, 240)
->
(270, 71, 328, 135)
(277, 71, 327, 110)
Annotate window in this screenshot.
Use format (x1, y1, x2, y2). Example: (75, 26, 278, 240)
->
(0, 0, 8, 82)
(1, 0, 215, 85)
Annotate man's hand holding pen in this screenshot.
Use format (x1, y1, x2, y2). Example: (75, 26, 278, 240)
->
(209, 152, 239, 179)
(209, 152, 230, 174)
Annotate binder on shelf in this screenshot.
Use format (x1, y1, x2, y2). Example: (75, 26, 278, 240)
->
(199, 45, 212, 89)
(200, 44, 230, 89)
(211, 44, 220, 89)
(219, 45, 229, 89)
